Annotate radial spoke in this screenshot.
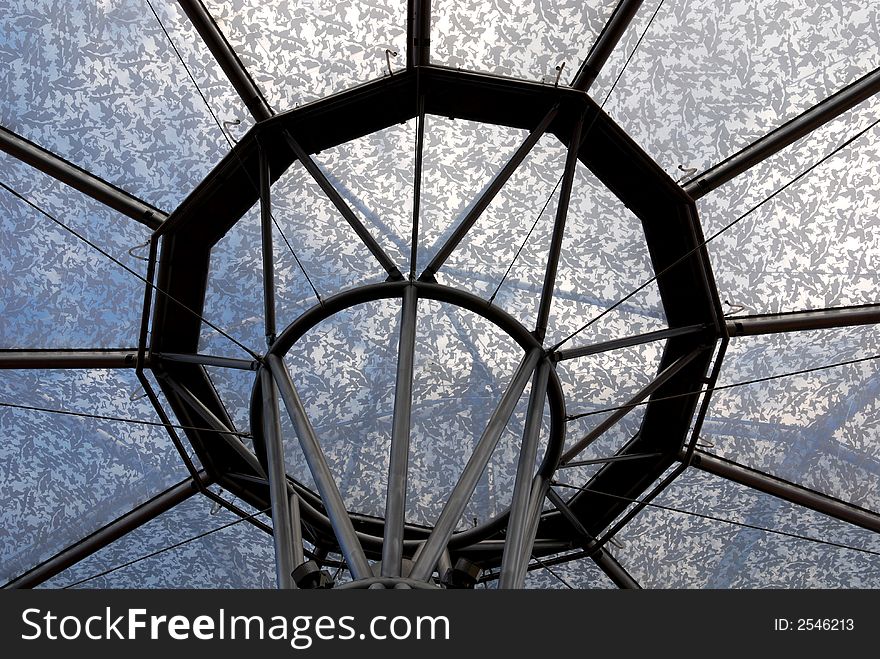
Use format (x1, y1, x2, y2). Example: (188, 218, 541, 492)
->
(267, 354, 372, 580)
(382, 284, 419, 576)
(499, 358, 551, 588)
(571, 0, 646, 91)
(410, 347, 543, 581)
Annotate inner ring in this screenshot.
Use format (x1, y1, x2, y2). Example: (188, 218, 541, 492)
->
(249, 280, 567, 554)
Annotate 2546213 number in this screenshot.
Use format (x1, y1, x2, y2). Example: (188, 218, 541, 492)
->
(796, 619, 854, 631)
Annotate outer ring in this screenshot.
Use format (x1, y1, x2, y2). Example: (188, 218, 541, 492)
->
(249, 280, 566, 554)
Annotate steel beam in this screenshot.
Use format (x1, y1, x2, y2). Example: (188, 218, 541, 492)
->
(555, 324, 705, 361)
(155, 352, 259, 371)
(382, 285, 418, 577)
(176, 0, 273, 122)
(259, 145, 277, 344)
(571, 0, 645, 91)
(283, 131, 403, 280)
(561, 347, 704, 464)
(267, 354, 372, 580)
(419, 105, 560, 281)
(499, 359, 551, 588)
(260, 369, 295, 588)
(546, 489, 640, 589)
(0, 125, 166, 229)
(410, 347, 543, 581)
(3, 471, 210, 589)
(684, 66, 880, 199)
(535, 114, 583, 340)
(688, 450, 880, 534)
(0, 349, 139, 369)
(407, 0, 431, 68)
(726, 304, 880, 337)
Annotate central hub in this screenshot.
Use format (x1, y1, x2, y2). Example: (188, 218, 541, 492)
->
(250, 281, 566, 544)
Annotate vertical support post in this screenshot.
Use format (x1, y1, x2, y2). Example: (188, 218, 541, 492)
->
(499, 359, 551, 588)
(407, 0, 431, 68)
(260, 368, 296, 589)
(382, 284, 419, 576)
(289, 490, 305, 568)
(259, 145, 276, 345)
(267, 354, 373, 580)
(534, 114, 583, 341)
(410, 347, 543, 581)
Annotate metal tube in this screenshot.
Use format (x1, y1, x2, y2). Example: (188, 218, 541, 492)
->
(726, 304, 880, 337)
(409, 96, 426, 278)
(282, 131, 403, 280)
(155, 352, 259, 370)
(410, 347, 542, 581)
(688, 450, 880, 534)
(289, 490, 305, 567)
(512, 475, 551, 586)
(166, 379, 267, 478)
(546, 489, 640, 589)
(499, 359, 550, 588)
(382, 284, 419, 576)
(176, 0, 273, 122)
(267, 354, 372, 580)
(259, 145, 277, 344)
(3, 472, 210, 589)
(684, 66, 880, 199)
(0, 125, 166, 229)
(560, 347, 703, 464)
(260, 369, 296, 588)
(534, 114, 583, 340)
(420, 106, 560, 281)
(571, 0, 645, 91)
(0, 350, 139, 369)
(407, 0, 431, 68)
(556, 324, 705, 361)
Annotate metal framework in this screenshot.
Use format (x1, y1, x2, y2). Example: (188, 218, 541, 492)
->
(2, 0, 878, 590)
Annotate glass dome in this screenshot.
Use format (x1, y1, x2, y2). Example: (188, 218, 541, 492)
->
(1, 0, 879, 589)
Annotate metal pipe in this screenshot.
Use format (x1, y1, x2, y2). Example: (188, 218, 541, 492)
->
(267, 354, 372, 580)
(282, 131, 403, 280)
(0, 350, 139, 369)
(175, 0, 273, 122)
(3, 472, 210, 589)
(499, 359, 550, 588)
(259, 145, 277, 344)
(684, 66, 880, 199)
(419, 106, 560, 281)
(260, 369, 296, 588)
(0, 125, 167, 229)
(407, 0, 431, 68)
(571, 0, 645, 91)
(546, 489, 640, 589)
(535, 114, 583, 340)
(410, 347, 542, 581)
(155, 352, 259, 371)
(561, 347, 703, 464)
(688, 450, 880, 534)
(289, 490, 305, 567)
(512, 475, 551, 586)
(382, 284, 418, 577)
(726, 304, 880, 337)
(165, 379, 267, 478)
(555, 324, 705, 361)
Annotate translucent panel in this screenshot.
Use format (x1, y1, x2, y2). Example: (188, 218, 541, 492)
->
(610, 469, 880, 588)
(699, 96, 880, 314)
(315, 119, 416, 273)
(204, 0, 407, 112)
(702, 325, 880, 513)
(203, 366, 255, 438)
(546, 162, 665, 347)
(523, 553, 615, 590)
(0, 153, 147, 349)
(42, 493, 275, 588)
(280, 298, 400, 518)
(596, 0, 880, 178)
(0, 369, 187, 584)
(433, 0, 616, 83)
(0, 0, 240, 211)
(418, 116, 531, 276)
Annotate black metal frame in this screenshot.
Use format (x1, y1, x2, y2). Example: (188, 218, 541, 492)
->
(2, 0, 878, 590)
